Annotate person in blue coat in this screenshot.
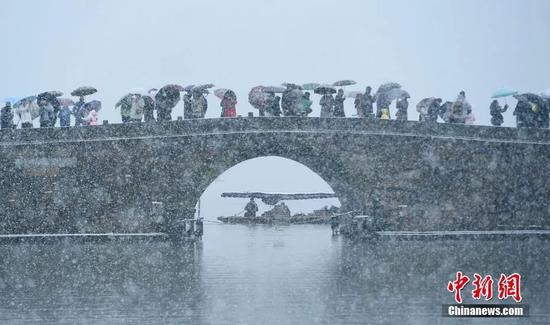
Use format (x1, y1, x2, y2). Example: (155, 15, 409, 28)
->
(58, 104, 72, 127)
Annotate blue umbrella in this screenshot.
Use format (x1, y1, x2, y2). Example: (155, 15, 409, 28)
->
(491, 89, 518, 99)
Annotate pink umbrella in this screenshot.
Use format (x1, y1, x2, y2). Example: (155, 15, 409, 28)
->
(214, 88, 229, 100)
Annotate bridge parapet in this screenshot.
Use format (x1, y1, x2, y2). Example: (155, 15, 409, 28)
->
(1, 117, 550, 144)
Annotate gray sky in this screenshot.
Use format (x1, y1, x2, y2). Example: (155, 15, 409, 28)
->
(1, 0, 549, 217)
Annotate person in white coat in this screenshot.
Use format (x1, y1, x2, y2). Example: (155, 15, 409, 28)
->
(129, 95, 144, 122)
(16, 100, 36, 129)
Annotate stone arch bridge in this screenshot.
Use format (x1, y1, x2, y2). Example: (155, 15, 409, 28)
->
(0, 117, 549, 236)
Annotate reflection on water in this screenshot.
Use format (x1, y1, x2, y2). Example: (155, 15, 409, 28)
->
(0, 224, 549, 324)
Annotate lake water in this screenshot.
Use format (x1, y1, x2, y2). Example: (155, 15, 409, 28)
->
(0, 223, 549, 324)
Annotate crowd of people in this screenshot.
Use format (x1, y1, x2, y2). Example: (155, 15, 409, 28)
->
(1, 83, 549, 130)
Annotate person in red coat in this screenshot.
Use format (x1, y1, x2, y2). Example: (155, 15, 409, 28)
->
(221, 90, 237, 117)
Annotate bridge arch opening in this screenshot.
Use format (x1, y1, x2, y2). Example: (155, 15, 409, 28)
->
(195, 156, 342, 221)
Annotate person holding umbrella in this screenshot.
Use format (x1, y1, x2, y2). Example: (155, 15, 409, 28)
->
(271, 95, 282, 116)
(489, 100, 508, 126)
(37, 91, 62, 127)
(395, 97, 409, 121)
(319, 93, 334, 117)
(13, 97, 36, 129)
(58, 104, 73, 127)
(183, 91, 193, 119)
(71, 87, 97, 126)
(73, 96, 86, 126)
(315, 85, 336, 117)
(143, 89, 156, 123)
(191, 89, 208, 119)
(361, 86, 375, 119)
(333, 89, 346, 117)
(220, 90, 237, 118)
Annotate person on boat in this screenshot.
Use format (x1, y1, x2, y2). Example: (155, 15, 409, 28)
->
(361, 86, 375, 119)
(244, 198, 258, 218)
(333, 89, 346, 117)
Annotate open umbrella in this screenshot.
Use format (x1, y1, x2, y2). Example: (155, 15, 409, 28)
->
(519, 93, 545, 107)
(214, 88, 229, 100)
(314, 85, 337, 95)
(38, 91, 63, 99)
(13, 97, 40, 120)
(183, 85, 195, 92)
(383, 88, 410, 101)
(161, 84, 184, 92)
(376, 82, 401, 96)
(491, 89, 518, 99)
(248, 86, 270, 109)
(302, 83, 320, 91)
(282, 83, 303, 90)
(262, 86, 286, 93)
(193, 84, 215, 93)
(115, 94, 132, 108)
(71, 86, 97, 97)
(13, 96, 37, 108)
(332, 80, 356, 87)
(345, 91, 363, 99)
(83, 100, 102, 112)
(57, 98, 75, 106)
(416, 97, 436, 114)
(156, 85, 182, 108)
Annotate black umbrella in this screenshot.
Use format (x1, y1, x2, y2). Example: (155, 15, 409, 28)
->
(156, 85, 182, 108)
(262, 86, 286, 93)
(37, 91, 63, 100)
(282, 83, 303, 90)
(115, 94, 132, 108)
(376, 82, 401, 96)
(83, 100, 102, 112)
(71, 86, 97, 97)
(37, 91, 62, 108)
(314, 85, 337, 95)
